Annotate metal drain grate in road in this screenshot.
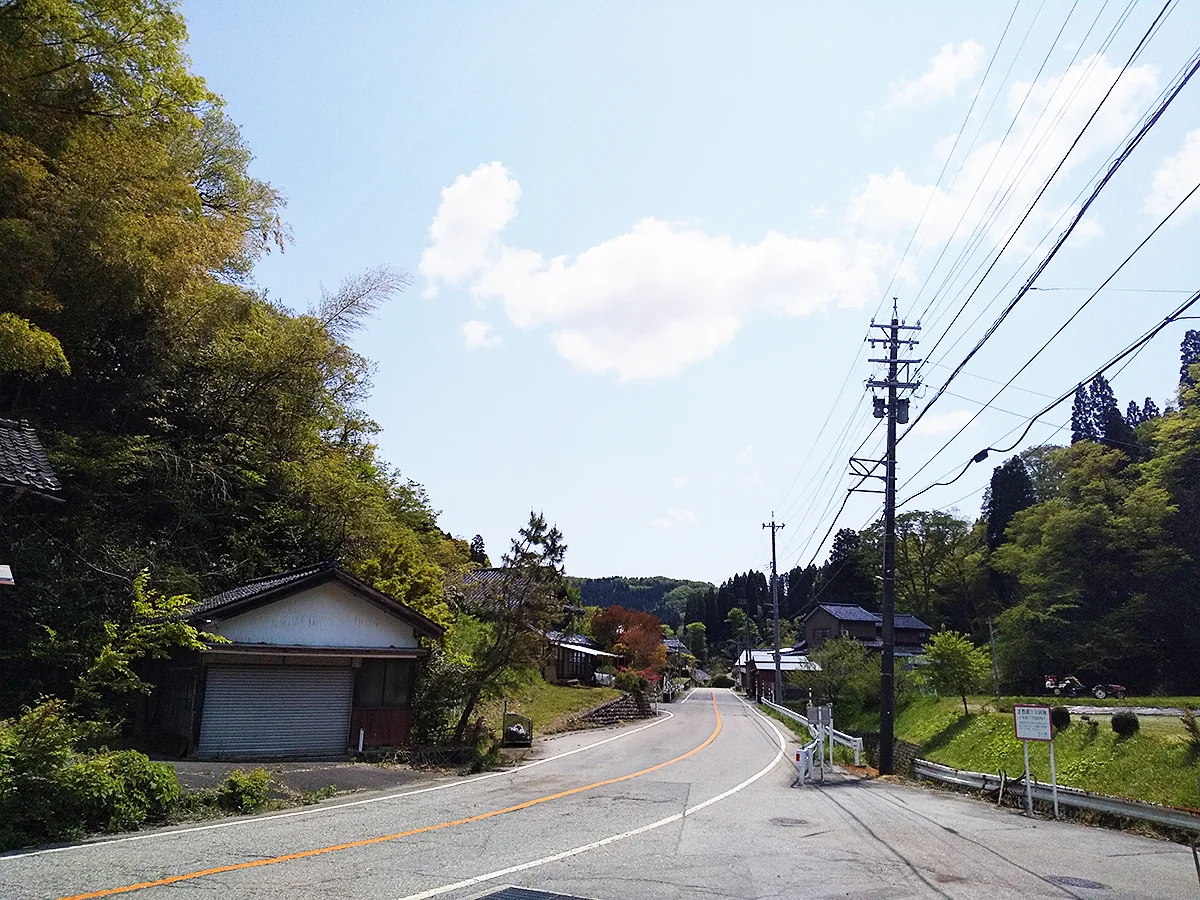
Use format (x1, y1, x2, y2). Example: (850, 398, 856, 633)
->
(1044, 875, 1108, 889)
(478, 888, 597, 900)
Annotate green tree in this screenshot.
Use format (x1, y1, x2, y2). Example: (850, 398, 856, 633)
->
(447, 512, 567, 744)
(1071, 384, 1096, 443)
(922, 631, 991, 715)
(984, 457, 1035, 550)
(725, 607, 758, 656)
(682, 622, 707, 663)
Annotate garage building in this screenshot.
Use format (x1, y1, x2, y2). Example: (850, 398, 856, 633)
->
(137, 561, 445, 758)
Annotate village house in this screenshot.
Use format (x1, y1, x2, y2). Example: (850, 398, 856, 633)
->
(136, 561, 444, 758)
(801, 603, 932, 658)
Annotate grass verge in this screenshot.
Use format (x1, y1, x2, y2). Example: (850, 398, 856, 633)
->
(477, 678, 622, 736)
(897, 697, 1200, 810)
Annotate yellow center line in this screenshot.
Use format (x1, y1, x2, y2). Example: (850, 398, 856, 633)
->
(60, 692, 723, 900)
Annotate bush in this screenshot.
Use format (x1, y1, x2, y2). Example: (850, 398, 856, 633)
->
(711, 674, 735, 688)
(1050, 706, 1071, 732)
(0, 700, 180, 850)
(614, 670, 651, 696)
(217, 768, 271, 813)
(1180, 708, 1200, 756)
(61, 750, 179, 833)
(1082, 715, 1099, 740)
(1111, 710, 1140, 737)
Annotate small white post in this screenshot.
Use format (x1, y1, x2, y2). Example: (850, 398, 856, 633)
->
(358, 728, 365, 753)
(828, 707, 835, 764)
(1049, 737, 1059, 819)
(1022, 740, 1032, 815)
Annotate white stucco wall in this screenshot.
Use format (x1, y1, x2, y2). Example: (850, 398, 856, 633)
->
(209, 583, 419, 648)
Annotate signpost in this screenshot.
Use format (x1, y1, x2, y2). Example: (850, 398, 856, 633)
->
(1013, 704, 1058, 818)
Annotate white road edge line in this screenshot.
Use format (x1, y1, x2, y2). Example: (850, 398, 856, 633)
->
(0, 710, 675, 860)
(394, 696, 788, 900)
(679, 688, 697, 703)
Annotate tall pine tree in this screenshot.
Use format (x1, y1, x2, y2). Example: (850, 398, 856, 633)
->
(984, 456, 1036, 550)
(1180, 330, 1200, 387)
(1071, 384, 1097, 443)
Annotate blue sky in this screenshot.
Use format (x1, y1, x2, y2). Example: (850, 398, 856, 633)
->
(181, 1, 1200, 584)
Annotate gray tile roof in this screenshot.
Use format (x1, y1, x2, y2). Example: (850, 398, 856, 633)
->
(184, 561, 337, 618)
(545, 631, 600, 649)
(894, 614, 932, 631)
(0, 419, 61, 494)
(817, 603, 880, 622)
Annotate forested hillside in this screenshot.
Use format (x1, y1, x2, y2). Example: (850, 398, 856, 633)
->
(571, 576, 714, 628)
(0, 0, 472, 715)
(703, 356, 1200, 694)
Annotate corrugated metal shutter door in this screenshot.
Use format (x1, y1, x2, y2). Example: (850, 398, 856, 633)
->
(198, 666, 353, 757)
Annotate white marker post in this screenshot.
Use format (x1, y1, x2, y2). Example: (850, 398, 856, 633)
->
(1013, 704, 1057, 817)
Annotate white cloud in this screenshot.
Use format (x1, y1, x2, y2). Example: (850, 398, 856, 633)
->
(421, 56, 1158, 381)
(419, 162, 521, 298)
(460, 320, 502, 349)
(886, 41, 985, 110)
(671, 475, 689, 490)
(421, 167, 890, 380)
(851, 56, 1157, 255)
(909, 409, 974, 436)
(736, 444, 754, 465)
(1144, 129, 1200, 222)
(650, 508, 698, 529)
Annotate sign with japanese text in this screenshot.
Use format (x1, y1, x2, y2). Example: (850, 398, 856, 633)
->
(1013, 704, 1053, 742)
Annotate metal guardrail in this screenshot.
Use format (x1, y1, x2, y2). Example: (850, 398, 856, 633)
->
(913, 759, 1200, 833)
(759, 698, 863, 767)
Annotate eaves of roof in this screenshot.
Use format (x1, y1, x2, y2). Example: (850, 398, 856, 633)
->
(0, 419, 61, 495)
(185, 562, 446, 639)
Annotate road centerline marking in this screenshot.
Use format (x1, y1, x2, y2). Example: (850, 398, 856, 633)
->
(58, 694, 724, 900)
(3, 712, 675, 861)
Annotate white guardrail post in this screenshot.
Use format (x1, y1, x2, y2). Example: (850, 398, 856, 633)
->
(760, 698, 865, 782)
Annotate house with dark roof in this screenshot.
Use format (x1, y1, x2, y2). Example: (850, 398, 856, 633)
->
(802, 603, 932, 657)
(542, 631, 619, 684)
(733, 648, 821, 700)
(0, 418, 61, 498)
(136, 561, 444, 759)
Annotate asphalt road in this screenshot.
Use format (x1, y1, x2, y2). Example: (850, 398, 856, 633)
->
(1, 690, 1196, 900)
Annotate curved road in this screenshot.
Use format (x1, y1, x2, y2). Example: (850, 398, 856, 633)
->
(0, 690, 1194, 899)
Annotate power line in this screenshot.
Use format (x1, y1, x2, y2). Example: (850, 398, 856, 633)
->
(904, 26, 1200, 441)
(899, 177, 1200, 493)
(899, 286, 1200, 507)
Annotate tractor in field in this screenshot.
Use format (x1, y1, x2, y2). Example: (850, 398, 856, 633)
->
(1044, 674, 1127, 700)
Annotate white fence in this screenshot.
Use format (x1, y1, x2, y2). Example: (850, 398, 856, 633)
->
(759, 698, 864, 779)
(913, 759, 1200, 833)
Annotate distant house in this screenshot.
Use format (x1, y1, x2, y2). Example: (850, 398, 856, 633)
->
(137, 561, 445, 758)
(663, 636, 688, 656)
(542, 631, 620, 684)
(733, 648, 821, 700)
(802, 603, 932, 658)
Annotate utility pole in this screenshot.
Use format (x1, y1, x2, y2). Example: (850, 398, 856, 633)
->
(988, 617, 1001, 698)
(856, 301, 920, 775)
(763, 514, 785, 704)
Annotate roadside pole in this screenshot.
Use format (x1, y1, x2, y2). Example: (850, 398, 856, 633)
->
(763, 514, 785, 706)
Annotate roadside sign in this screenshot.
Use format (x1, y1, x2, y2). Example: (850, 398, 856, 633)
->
(1013, 704, 1053, 741)
(0, 565, 13, 587)
(1012, 704, 1059, 818)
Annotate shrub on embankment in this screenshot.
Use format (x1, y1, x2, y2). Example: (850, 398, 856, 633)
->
(896, 697, 1200, 810)
(0, 700, 180, 850)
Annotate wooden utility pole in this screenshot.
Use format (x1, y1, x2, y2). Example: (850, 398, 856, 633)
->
(763, 514, 785, 703)
(864, 303, 920, 775)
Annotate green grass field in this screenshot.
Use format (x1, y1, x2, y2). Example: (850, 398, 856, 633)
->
(897, 697, 1200, 810)
(477, 678, 621, 736)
